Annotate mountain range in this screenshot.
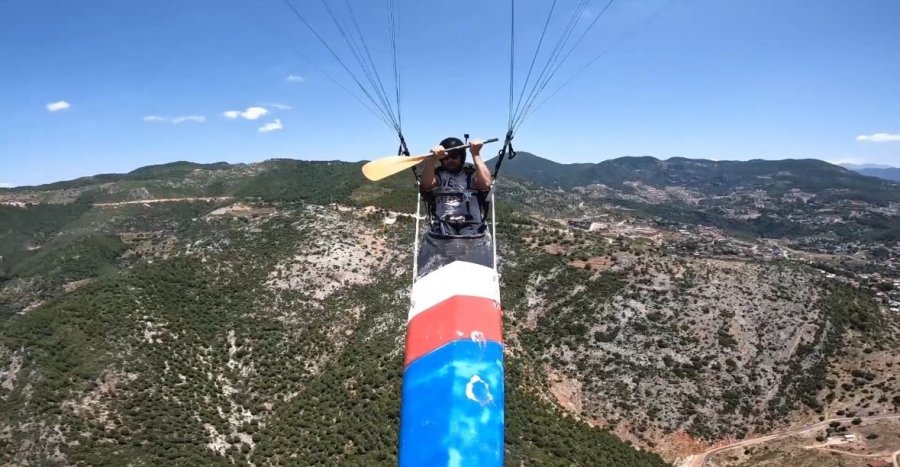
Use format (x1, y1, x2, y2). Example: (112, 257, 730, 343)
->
(840, 163, 900, 182)
(496, 153, 899, 197)
(1, 154, 898, 466)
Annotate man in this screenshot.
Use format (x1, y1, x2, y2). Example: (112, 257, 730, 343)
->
(419, 137, 492, 236)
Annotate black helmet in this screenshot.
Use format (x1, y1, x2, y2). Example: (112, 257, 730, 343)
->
(439, 137, 466, 164)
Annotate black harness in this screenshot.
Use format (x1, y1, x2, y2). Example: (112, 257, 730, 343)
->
(422, 166, 490, 237)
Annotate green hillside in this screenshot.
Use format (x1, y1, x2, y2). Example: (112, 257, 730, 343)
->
(0, 198, 667, 466)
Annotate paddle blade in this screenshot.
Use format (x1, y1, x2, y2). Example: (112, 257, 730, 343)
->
(362, 154, 428, 181)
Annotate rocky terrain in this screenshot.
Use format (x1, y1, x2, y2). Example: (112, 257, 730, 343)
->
(500, 221, 899, 459)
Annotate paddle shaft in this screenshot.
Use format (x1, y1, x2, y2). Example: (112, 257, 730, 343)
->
(432, 138, 499, 157)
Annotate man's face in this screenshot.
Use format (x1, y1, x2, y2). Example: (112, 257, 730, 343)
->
(440, 152, 463, 172)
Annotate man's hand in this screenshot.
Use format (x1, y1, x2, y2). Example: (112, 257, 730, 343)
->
(469, 139, 483, 157)
(469, 139, 492, 191)
(420, 145, 441, 192)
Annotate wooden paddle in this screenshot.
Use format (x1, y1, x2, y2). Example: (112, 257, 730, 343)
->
(362, 138, 499, 181)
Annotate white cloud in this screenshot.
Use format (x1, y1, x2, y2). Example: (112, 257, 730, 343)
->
(258, 119, 283, 133)
(242, 107, 268, 120)
(46, 100, 71, 112)
(286, 75, 305, 82)
(856, 133, 900, 143)
(143, 115, 205, 124)
(223, 106, 268, 120)
(0, 182, 13, 188)
(171, 115, 206, 124)
(265, 103, 292, 110)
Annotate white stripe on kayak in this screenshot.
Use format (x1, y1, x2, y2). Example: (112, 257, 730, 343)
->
(409, 261, 500, 321)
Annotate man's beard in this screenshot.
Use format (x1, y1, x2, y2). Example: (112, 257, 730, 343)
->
(442, 162, 462, 172)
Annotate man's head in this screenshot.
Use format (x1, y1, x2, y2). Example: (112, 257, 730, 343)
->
(439, 136, 466, 172)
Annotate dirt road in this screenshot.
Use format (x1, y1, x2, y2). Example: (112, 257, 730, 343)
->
(678, 414, 899, 467)
(93, 196, 233, 207)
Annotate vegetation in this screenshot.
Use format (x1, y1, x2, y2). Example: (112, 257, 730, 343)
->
(2, 155, 898, 464)
(768, 281, 892, 416)
(497, 153, 900, 203)
(0, 202, 93, 276)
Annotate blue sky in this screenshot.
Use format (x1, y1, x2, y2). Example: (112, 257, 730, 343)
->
(1, 0, 899, 187)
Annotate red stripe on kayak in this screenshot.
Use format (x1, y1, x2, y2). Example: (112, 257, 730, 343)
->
(405, 295, 503, 367)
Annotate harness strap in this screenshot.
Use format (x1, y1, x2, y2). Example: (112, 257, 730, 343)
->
(464, 171, 473, 220)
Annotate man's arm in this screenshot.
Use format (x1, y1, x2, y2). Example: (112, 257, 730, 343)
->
(469, 140, 492, 191)
(419, 145, 444, 192)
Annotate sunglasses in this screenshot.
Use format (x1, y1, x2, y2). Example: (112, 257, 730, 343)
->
(441, 153, 463, 161)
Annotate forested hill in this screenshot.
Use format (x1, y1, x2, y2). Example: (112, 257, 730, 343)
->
(489, 152, 900, 202)
(1, 159, 419, 209)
